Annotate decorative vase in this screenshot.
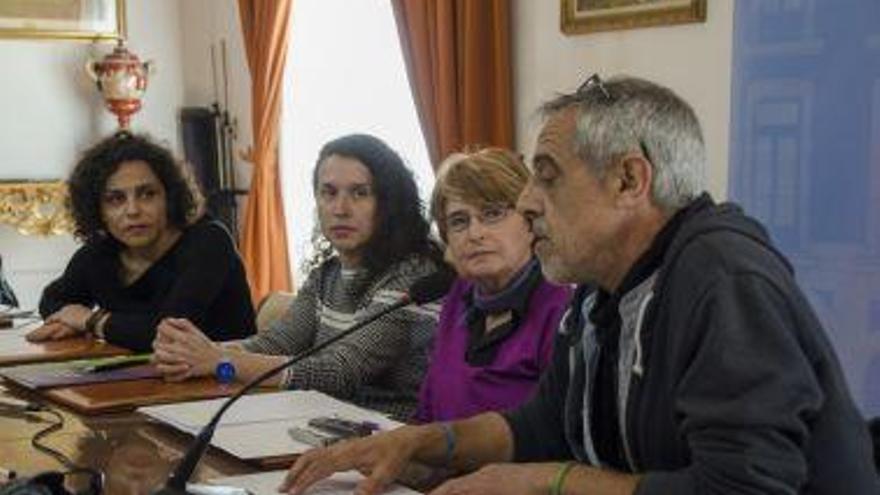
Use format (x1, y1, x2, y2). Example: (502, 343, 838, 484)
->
(86, 40, 154, 128)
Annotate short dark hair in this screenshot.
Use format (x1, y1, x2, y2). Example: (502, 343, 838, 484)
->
(67, 131, 204, 244)
(310, 134, 439, 275)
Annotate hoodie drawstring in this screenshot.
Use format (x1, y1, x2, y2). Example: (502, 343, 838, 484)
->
(632, 292, 653, 377)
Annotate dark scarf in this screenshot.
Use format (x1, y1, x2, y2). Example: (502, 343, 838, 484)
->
(464, 258, 544, 366)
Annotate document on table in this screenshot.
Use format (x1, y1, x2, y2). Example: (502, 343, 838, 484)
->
(0, 354, 158, 389)
(0, 319, 41, 353)
(205, 470, 420, 495)
(139, 390, 402, 460)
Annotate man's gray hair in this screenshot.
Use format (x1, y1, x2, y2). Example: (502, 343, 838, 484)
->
(540, 75, 706, 211)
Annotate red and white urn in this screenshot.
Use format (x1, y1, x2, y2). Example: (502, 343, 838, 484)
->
(86, 40, 154, 129)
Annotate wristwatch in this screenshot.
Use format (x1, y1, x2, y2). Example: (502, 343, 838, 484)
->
(84, 308, 108, 340)
(215, 357, 236, 384)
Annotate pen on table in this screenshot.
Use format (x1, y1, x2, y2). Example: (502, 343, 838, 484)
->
(0, 310, 35, 319)
(86, 355, 152, 373)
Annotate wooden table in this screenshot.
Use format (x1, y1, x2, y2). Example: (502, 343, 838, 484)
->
(0, 332, 267, 493)
(0, 323, 127, 366)
(0, 384, 258, 494)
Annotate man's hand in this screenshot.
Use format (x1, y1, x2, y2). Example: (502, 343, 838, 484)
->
(280, 426, 423, 495)
(428, 463, 556, 495)
(152, 317, 222, 381)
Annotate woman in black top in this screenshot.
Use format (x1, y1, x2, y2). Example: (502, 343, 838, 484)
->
(26, 132, 255, 352)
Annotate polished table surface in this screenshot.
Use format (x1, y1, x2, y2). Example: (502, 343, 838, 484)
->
(0, 325, 128, 366)
(0, 322, 258, 493)
(0, 326, 430, 494)
(0, 383, 259, 494)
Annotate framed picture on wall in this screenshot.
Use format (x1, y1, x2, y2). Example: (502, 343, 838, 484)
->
(561, 0, 707, 35)
(0, 0, 125, 41)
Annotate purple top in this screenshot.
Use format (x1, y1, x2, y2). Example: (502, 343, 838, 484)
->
(414, 269, 571, 423)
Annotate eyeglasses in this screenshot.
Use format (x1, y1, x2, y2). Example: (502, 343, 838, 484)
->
(577, 73, 612, 100)
(445, 204, 512, 235)
(577, 73, 654, 166)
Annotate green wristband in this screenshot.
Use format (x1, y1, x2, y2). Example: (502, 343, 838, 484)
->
(550, 461, 576, 495)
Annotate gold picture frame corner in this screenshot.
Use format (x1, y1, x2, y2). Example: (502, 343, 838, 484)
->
(0, 0, 126, 42)
(0, 181, 74, 237)
(561, 0, 707, 36)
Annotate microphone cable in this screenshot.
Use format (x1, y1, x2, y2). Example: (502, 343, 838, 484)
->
(3, 402, 105, 495)
(156, 269, 455, 494)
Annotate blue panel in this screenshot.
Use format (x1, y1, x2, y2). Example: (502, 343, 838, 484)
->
(731, 0, 880, 417)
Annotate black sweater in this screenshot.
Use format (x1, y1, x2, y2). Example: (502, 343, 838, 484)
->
(505, 195, 879, 494)
(40, 218, 256, 352)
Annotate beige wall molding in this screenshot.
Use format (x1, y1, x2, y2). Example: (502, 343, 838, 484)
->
(0, 181, 74, 236)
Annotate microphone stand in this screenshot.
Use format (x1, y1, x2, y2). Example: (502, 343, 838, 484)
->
(153, 296, 413, 494)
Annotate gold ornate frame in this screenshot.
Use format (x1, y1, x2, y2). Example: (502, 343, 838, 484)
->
(0, 181, 74, 236)
(561, 0, 706, 35)
(0, 0, 125, 41)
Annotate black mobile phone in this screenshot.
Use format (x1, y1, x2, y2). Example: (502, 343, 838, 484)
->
(307, 416, 374, 438)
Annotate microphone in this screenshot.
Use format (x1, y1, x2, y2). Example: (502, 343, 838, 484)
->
(153, 270, 453, 494)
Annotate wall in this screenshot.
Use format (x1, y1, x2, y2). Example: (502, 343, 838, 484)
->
(178, 0, 252, 193)
(0, 0, 187, 308)
(2, 0, 733, 306)
(513, 0, 734, 199)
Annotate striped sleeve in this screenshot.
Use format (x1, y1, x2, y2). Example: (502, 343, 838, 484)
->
(240, 270, 320, 355)
(280, 257, 440, 398)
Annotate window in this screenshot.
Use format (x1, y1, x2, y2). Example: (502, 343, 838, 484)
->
(729, 0, 880, 417)
(279, 0, 434, 284)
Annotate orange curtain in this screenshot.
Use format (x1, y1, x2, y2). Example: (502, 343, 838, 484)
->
(391, 0, 514, 168)
(238, 0, 293, 303)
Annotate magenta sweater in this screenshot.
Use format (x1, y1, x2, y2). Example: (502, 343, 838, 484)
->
(414, 271, 571, 423)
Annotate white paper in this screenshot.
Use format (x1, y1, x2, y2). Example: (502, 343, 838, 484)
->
(0, 320, 42, 354)
(139, 390, 402, 460)
(208, 470, 420, 495)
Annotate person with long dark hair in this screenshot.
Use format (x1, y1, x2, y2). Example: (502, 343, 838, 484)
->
(152, 134, 446, 420)
(27, 132, 256, 352)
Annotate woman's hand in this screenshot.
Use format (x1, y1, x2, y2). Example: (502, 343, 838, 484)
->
(152, 317, 223, 382)
(280, 426, 424, 495)
(48, 304, 93, 330)
(26, 304, 92, 342)
(25, 321, 79, 342)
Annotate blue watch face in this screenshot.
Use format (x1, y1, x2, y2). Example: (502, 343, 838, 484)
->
(215, 360, 236, 384)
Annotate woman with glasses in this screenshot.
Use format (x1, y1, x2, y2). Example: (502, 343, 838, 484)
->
(414, 148, 571, 423)
(152, 134, 447, 420)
